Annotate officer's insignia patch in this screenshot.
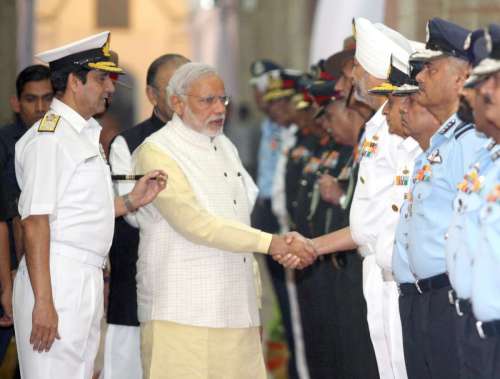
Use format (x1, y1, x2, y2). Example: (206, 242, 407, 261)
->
(486, 184, 500, 204)
(394, 167, 410, 185)
(414, 163, 432, 183)
(457, 164, 483, 194)
(38, 113, 61, 133)
(427, 149, 442, 164)
(360, 135, 379, 158)
(439, 119, 456, 135)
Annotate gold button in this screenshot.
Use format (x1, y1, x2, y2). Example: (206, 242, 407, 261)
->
(360, 176, 365, 184)
(392, 204, 398, 212)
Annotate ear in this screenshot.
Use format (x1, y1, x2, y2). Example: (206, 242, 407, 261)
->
(170, 94, 185, 117)
(9, 95, 20, 113)
(67, 72, 83, 93)
(146, 85, 158, 107)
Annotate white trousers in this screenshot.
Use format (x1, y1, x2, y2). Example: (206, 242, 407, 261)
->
(362, 255, 407, 379)
(13, 255, 103, 379)
(100, 324, 143, 379)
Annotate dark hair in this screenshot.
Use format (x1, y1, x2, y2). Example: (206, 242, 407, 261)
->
(146, 54, 189, 87)
(16, 64, 51, 98)
(50, 65, 89, 94)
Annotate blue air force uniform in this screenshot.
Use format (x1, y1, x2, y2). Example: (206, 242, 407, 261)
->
(446, 139, 500, 379)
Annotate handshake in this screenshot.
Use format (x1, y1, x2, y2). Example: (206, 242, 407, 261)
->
(268, 232, 318, 269)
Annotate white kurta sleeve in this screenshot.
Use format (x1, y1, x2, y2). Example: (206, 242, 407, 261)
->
(109, 136, 138, 228)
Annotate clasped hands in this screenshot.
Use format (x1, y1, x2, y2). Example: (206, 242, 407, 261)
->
(268, 232, 317, 269)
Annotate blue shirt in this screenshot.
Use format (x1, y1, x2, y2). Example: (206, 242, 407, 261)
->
(394, 114, 485, 281)
(446, 139, 498, 299)
(471, 148, 500, 322)
(256, 118, 281, 198)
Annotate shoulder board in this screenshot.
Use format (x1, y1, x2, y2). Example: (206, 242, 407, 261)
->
(454, 123, 474, 140)
(38, 113, 61, 133)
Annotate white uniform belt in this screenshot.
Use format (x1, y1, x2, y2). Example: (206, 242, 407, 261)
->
(382, 269, 394, 282)
(52, 244, 107, 269)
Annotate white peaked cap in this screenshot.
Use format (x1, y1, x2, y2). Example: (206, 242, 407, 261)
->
(354, 18, 413, 79)
(395, 40, 425, 74)
(36, 31, 110, 63)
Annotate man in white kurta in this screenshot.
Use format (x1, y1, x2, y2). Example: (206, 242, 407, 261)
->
(133, 62, 316, 379)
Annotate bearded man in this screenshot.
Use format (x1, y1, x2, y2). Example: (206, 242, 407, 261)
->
(134, 62, 315, 379)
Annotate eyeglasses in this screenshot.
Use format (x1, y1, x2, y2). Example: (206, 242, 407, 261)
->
(183, 94, 230, 107)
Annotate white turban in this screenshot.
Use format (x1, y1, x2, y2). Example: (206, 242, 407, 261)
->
(354, 18, 413, 79)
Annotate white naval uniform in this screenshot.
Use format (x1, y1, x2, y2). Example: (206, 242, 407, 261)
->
(13, 98, 115, 379)
(350, 104, 418, 379)
(99, 136, 142, 379)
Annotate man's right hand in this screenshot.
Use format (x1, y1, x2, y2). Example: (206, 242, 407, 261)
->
(31, 300, 60, 352)
(268, 234, 317, 269)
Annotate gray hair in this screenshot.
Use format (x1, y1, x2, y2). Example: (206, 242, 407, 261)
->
(166, 62, 219, 108)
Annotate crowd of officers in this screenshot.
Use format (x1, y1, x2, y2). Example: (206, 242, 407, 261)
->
(0, 15, 499, 379)
(250, 17, 500, 379)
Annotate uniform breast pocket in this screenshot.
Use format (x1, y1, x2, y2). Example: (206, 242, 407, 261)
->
(480, 202, 500, 244)
(455, 192, 482, 214)
(71, 158, 110, 206)
(355, 160, 377, 199)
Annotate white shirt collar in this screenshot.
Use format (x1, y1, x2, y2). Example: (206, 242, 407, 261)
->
(50, 98, 99, 134)
(365, 101, 387, 131)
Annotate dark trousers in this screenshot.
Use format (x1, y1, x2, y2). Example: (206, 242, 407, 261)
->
(399, 285, 460, 379)
(332, 253, 379, 379)
(455, 303, 500, 379)
(296, 253, 378, 379)
(295, 257, 338, 379)
(0, 326, 13, 364)
(251, 198, 299, 379)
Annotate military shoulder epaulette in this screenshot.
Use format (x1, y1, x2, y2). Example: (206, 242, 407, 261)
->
(454, 122, 474, 140)
(38, 113, 61, 133)
(439, 119, 456, 135)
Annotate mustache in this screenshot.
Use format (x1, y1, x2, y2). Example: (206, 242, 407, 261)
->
(206, 115, 225, 124)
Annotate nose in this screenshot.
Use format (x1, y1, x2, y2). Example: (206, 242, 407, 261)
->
(382, 101, 390, 116)
(415, 66, 426, 84)
(400, 98, 409, 115)
(335, 76, 345, 93)
(35, 98, 44, 114)
(105, 75, 116, 94)
(214, 98, 226, 114)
